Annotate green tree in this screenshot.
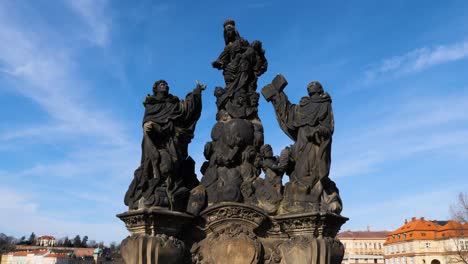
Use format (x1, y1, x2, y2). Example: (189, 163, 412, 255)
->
(17, 236, 26, 245)
(63, 236, 72, 247)
(81, 236, 88, 248)
(28, 232, 36, 245)
(448, 192, 468, 264)
(72, 235, 81, 248)
(0, 234, 17, 261)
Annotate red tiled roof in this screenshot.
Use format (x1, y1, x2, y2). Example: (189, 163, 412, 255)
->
(74, 248, 94, 257)
(12, 251, 28, 256)
(338, 230, 390, 239)
(45, 253, 69, 258)
(31, 249, 49, 255)
(385, 217, 468, 245)
(38, 235, 55, 240)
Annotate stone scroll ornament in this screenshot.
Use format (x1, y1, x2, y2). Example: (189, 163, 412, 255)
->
(124, 80, 206, 212)
(262, 74, 343, 214)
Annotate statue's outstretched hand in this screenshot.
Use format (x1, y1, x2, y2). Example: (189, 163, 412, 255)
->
(194, 80, 207, 94)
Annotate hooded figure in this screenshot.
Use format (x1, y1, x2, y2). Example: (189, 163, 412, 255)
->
(124, 80, 204, 211)
(269, 81, 342, 214)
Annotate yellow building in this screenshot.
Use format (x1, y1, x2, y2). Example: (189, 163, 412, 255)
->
(338, 229, 390, 264)
(384, 217, 468, 264)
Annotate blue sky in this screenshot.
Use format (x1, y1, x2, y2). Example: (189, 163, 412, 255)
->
(1, 0, 468, 244)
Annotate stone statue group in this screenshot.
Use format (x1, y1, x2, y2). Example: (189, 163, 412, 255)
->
(119, 19, 348, 264)
(124, 19, 342, 217)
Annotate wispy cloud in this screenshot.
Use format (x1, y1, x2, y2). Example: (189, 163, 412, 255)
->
(364, 40, 468, 83)
(332, 94, 468, 178)
(0, 187, 39, 213)
(67, 0, 111, 47)
(0, 2, 126, 145)
(0, 1, 132, 242)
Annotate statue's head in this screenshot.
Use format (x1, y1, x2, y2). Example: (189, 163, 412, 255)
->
(223, 19, 235, 29)
(153, 80, 169, 96)
(223, 19, 239, 45)
(260, 144, 273, 158)
(307, 81, 323, 96)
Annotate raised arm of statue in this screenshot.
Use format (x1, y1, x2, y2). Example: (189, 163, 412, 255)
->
(261, 74, 299, 140)
(179, 81, 206, 125)
(270, 91, 300, 141)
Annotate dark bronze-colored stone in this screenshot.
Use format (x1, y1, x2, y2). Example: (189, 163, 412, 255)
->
(118, 209, 194, 264)
(124, 80, 205, 212)
(118, 19, 348, 264)
(196, 19, 269, 211)
(262, 75, 343, 215)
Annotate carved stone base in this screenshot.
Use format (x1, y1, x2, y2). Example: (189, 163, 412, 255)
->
(118, 204, 347, 264)
(191, 203, 267, 264)
(274, 236, 344, 264)
(120, 234, 187, 264)
(190, 202, 347, 264)
(117, 207, 194, 264)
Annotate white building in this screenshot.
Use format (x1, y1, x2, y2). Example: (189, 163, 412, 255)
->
(384, 217, 468, 264)
(338, 229, 390, 264)
(37, 236, 56, 247)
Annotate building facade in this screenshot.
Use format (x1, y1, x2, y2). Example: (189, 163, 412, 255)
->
(339, 230, 390, 264)
(1, 249, 95, 264)
(384, 217, 468, 264)
(37, 236, 56, 247)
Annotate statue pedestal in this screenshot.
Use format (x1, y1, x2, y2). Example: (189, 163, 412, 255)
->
(267, 212, 348, 264)
(189, 202, 348, 264)
(117, 207, 194, 264)
(191, 203, 267, 263)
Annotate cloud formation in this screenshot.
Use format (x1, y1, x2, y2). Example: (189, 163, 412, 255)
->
(67, 0, 112, 47)
(364, 40, 468, 83)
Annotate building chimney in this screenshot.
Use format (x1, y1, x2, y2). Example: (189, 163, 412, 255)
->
(421, 217, 425, 220)
(367, 225, 371, 232)
(411, 217, 416, 221)
(405, 219, 408, 224)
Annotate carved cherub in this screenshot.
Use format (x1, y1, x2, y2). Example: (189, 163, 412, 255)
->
(259, 144, 285, 192)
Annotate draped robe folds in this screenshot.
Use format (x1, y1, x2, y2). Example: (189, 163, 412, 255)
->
(272, 92, 334, 182)
(271, 91, 341, 212)
(124, 90, 202, 210)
